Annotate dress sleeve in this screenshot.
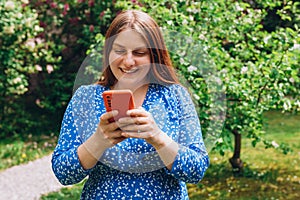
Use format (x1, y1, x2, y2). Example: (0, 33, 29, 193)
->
(165, 84, 209, 184)
(51, 86, 91, 185)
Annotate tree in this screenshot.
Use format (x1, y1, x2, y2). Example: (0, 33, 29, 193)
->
(111, 0, 300, 172)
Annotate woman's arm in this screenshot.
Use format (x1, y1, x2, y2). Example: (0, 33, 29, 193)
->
(77, 110, 126, 170)
(52, 86, 127, 184)
(163, 84, 209, 183)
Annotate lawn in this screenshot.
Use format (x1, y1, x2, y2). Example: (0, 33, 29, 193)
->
(188, 110, 300, 200)
(0, 133, 57, 171)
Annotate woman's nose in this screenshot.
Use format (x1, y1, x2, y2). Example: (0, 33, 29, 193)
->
(123, 52, 135, 67)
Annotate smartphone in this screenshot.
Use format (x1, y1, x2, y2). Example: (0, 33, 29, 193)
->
(102, 90, 135, 122)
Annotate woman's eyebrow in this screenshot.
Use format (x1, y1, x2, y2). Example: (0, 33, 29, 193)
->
(113, 43, 125, 48)
(113, 43, 147, 50)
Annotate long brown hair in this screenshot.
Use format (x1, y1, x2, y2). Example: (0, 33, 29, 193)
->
(97, 10, 179, 87)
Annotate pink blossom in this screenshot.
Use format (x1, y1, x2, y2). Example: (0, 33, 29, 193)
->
(88, 0, 95, 7)
(89, 25, 94, 32)
(39, 21, 47, 28)
(63, 3, 69, 16)
(50, 2, 57, 8)
(99, 11, 105, 18)
(46, 65, 54, 74)
(36, 99, 41, 105)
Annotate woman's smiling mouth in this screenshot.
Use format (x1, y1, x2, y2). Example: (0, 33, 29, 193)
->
(120, 67, 139, 74)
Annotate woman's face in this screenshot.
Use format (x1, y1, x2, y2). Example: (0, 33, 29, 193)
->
(109, 29, 151, 88)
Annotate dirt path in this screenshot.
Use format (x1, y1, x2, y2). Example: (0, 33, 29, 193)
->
(0, 154, 66, 200)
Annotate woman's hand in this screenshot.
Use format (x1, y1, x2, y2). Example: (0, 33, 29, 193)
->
(118, 107, 179, 169)
(96, 110, 127, 148)
(117, 107, 170, 149)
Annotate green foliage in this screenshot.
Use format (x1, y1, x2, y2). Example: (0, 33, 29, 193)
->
(1, 0, 299, 162)
(23, 0, 120, 121)
(89, 0, 300, 155)
(0, 0, 59, 137)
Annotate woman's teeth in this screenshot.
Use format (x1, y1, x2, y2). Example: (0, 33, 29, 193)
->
(120, 68, 138, 73)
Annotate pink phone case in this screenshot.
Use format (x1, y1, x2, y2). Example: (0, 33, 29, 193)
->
(102, 90, 135, 122)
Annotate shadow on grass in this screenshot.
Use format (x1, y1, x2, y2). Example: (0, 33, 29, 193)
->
(188, 160, 300, 200)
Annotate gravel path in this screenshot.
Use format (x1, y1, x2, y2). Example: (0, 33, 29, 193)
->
(0, 154, 66, 200)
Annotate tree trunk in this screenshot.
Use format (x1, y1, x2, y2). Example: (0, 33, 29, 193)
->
(229, 129, 244, 174)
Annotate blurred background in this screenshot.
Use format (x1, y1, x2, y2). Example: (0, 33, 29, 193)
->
(0, 0, 299, 199)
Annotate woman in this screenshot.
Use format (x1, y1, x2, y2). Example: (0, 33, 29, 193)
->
(52, 10, 209, 199)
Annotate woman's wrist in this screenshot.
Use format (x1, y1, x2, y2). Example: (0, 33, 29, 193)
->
(146, 131, 172, 150)
(147, 132, 179, 170)
(77, 132, 110, 170)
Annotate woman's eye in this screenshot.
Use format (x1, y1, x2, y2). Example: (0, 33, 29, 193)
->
(114, 49, 126, 54)
(133, 51, 145, 56)
(133, 50, 148, 56)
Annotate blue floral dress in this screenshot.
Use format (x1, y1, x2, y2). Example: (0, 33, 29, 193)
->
(52, 83, 209, 200)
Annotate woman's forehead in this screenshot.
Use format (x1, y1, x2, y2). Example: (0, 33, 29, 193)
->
(112, 29, 148, 49)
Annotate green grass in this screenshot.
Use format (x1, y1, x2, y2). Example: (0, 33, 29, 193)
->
(0, 133, 58, 171)
(188, 110, 300, 200)
(41, 181, 85, 200)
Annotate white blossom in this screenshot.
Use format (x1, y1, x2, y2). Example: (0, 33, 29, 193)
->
(167, 21, 173, 26)
(193, 94, 200, 101)
(263, 35, 271, 44)
(182, 19, 188, 26)
(283, 100, 291, 110)
(187, 65, 197, 72)
(12, 77, 22, 84)
(21, 0, 29, 4)
(5, 1, 15, 10)
(215, 77, 222, 85)
(199, 34, 206, 40)
(241, 66, 248, 74)
(289, 77, 295, 83)
(3, 26, 15, 34)
(290, 44, 300, 51)
(35, 65, 42, 72)
(25, 18, 33, 27)
(179, 58, 185, 65)
(235, 3, 244, 11)
(271, 141, 279, 148)
(25, 39, 36, 50)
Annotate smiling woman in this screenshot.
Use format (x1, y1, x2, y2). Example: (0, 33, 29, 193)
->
(51, 10, 209, 200)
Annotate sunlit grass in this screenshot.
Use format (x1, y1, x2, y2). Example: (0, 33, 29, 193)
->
(0, 133, 57, 171)
(188, 110, 300, 200)
(41, 181, 85, 200)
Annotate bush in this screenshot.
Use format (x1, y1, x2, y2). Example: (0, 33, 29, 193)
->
(0, 0, 59, 137)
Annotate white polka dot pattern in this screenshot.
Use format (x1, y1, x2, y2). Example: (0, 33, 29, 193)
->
(52, 83, 209, 199)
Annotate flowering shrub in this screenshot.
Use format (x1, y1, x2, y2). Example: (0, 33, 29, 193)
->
(0, 0, 59, 137)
